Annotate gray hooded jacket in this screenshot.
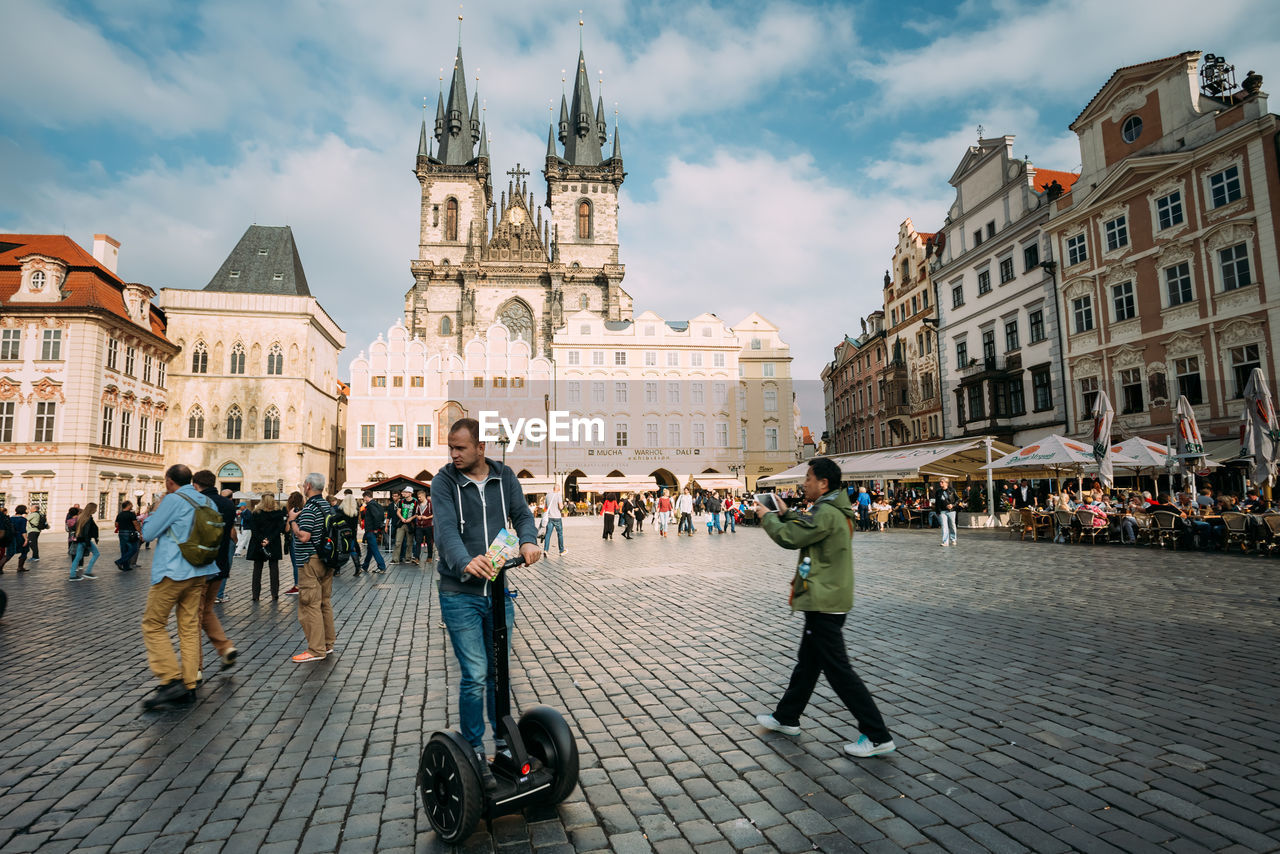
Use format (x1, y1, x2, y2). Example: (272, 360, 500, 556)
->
(432, 458, 538, 596)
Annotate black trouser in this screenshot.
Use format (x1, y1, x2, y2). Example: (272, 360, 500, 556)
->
(420, 527, 434, 559)
(27, 532, 40, 559)
(602, 514, 614, 539)
(774, 611, 892, 743)
(252, 559, 280, 599)
(623, 515, 634, 538)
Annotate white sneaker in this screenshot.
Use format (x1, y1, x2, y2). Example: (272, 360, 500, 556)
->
(940, 542, 949, 547)
(844, 736, 896, 758)
(756, 714, 801, 736)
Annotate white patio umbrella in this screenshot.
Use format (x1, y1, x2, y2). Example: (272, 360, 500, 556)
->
(986, 433, 1140, 494)
(1242, 367, 1280, 488)
(1175, 395, 1207, 491)
(1091, 391, 1115, 488)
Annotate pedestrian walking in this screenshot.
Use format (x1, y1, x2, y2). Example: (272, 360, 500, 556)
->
(392, 487, 416, 562)
(70, 504, 101, 580)
(2, 506, 30, 572)
(287, 472, 337, 663)
(0, 506, 11, 572)
(64, 505, 80, 556)
(234, 502, 251, 559)
(334, 494, 362, 574)
(543, 485, 566, 555)
(359, 490, 388, 575)
(248, 493, 285, 600)
(656, 489, 672, 537)
(723, 495, 738, 533)
(935, 476, 958, 547)
(25, 503, 45, 561)
(601, 494, 617, 540)
(414, 489, 434, 564)
(676, 487, 694, 536)
(193, 470, 239, 674)
(114, 500, 141, 571)
(753, 457, 896, 758)
(621, 494, 636, 539)
(139, 464, 223, 710)
(709, 496, 723, 534)
(283, 491, 304, 595)
(633, 495, 646, 533)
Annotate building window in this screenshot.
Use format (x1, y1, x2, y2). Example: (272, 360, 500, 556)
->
(445, 198, 458, 241)
(1120, 368, 1144, 414)
(1009, 378, 1025, 415)
(764, 389, 778, 411)
(1072, 296, 1094, 333)
(567, 382, 580, 404)
(986, 221, 996, 239)
(967, 384, 985, 420)
(1219, 243, 1252, 291)
(715, 422, 728, 447)
(228, 343, 245, 374)
(645, 422, 659, 447)
(668, 423, 681, 447)
(667, 382, 680, 404)
(1066, 234, 1088, 266)
(192, 342, 208, 374)
(360, 424, 375, 448)
(417, 424, 432, 448)
(977, 270, 991, 295)
(615, 423, 628, 447)
(614, 351, 627, 366)
(153, 419, 163, 454)
(1165, 262, 1193, 306)
(1004, 319, 1020, 352)
(578, 200, 592, 239)
(388, 424, 404, 448)
(615, 382, 628, 404)
(982, 330, 996, 366)
(119, 411, 131, 449)
(31, 270, 46, 290)
(750, 338, 762, 350)
(592, 382, 605, 403)
(567, 350, 580, 366)
(263, 406, 281, 440)
(1156, 191, 1184, 230)
(373, 376, 387, 388)
(122, 345, 135, 376)
(440, 316, 452, 336)
(765, 426, 779, 451)
(143, 354, 153, 384)
(1032, 367, 1052, 411)
(157, 362, 166, 388)
(667, 351, 679, 367)
(1104, 215, 1129, 251)
(225, 406, 243, 440)
(690, 422, 704, 446)
(643, 351, 656, 366)
(998, 256, 1015, 283)
(1208, 165, 1242, 208)
(973, 228, 983, 247)
(644, 382, 657, 404)
(267, 343, 284, 375)
(579, 294, 589, 310)
(41, 330, 62, 361)
(188, 406, 205, 439)
(492, 376, 506, 388)
(956, 339, 968, 366)
(139, 415, 148, 453)
(1028, 309, 1045, 343)
(592, 351, 604, 366)
(992, 380, 1009, 418)
(106, 337, 118, 369)
(691, 352, 704, 368)
(1023, 243, 1040, 271)
(1121, 115, 1143, 143)
(921, 373, 934, 400)
(951, 284, 964, 308)
(1231, 344, 1260, 398)
(763, 362, 775, 377)
(713, 352, 725, 368)
(1175, 357, 1203, 405)
(1079, 377, 1098, 418)
(1112, 281, 1136, 321)
(101, 406, 114, 446)
(0, 401, 14, 442)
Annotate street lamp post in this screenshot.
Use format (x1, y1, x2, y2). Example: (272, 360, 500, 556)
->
(497, 436, 510, 464)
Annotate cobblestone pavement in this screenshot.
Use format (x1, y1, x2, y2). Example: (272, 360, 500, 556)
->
(1, 517, 1278, 854)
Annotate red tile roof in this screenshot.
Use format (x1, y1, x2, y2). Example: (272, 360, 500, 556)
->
(0, 234, 170, 340)
(801, 426, 814, 445)
(1032, 169, 1081, 195)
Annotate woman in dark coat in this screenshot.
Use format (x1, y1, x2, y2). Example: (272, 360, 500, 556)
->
(248, 493, 286, 600)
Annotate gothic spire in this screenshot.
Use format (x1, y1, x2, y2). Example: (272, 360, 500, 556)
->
(558, 94, 569, 144)
(563, 49, 603, 166)
(418, 116, 429, 158)
(478, 120, 489, 158)
(546, 123, 558, 159)
(435, 46, 475, 165)
(595, 94, 607, 146)
(610, 123, 622, 161)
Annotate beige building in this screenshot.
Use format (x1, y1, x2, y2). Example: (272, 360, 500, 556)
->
(1049, 52, 1280, 446)
(159, 225, 346, 496)
(0, 233, 178, 517)
(734, 313, 798, 488)
(883, 219, 943, 445)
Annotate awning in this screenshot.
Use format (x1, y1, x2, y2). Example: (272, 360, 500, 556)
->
(1204, 437, 1248, 463)
(689, 476, 746, 492)
(757, 461, 809, 487)
(835, 437, 1019, 481)
(575, 477, 659, 493)
(516, 478, 557, 494)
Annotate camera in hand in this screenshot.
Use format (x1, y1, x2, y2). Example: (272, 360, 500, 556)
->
(753, 492, 781, 513)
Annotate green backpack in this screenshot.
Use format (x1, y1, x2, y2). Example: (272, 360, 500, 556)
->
(169, 492, 226, 567)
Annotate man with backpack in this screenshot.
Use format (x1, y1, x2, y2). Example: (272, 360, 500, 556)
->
(287, 472, 342, 662)
(359, 490, 387, 575)
(139, 464, 224, 710)
(193, 470, 239, 674)
(26, 503, 46, 561)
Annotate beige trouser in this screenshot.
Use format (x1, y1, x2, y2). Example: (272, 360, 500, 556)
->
(199, 576, 234, 671)
(297, 555, 335, 656)
(142, 576, 207, 689)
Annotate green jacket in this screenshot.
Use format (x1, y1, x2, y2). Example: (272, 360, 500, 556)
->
(760, 489, 857, 612)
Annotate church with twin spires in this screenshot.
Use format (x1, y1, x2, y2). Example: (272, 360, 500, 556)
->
(404, 39, 631, 358)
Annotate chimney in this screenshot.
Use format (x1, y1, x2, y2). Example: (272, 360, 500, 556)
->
(92, 234, 120, 275)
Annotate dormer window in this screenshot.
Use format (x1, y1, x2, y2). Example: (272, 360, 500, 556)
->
(272, 273, 283, 281)
(1122, 115, 1143, 143)
(31, 270, 46, 291)
(257, 248, 268, 256)
(229, 270, 240, 278)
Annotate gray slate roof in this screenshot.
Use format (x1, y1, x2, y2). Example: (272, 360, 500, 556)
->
(204, 225, 311, 296)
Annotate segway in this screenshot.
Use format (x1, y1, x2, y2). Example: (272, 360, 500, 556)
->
(418, 557, 579, 843)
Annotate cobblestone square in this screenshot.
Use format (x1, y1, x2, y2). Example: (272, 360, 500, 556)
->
(1, 518, 1277, 853)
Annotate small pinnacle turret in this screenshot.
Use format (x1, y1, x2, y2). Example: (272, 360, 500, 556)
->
(563, 50, 603, 166)
(435, 46, 476, 165)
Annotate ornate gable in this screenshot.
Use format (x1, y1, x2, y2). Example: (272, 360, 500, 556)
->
(484, 165, 550, 263)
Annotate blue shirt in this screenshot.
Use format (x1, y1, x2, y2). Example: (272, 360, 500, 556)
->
(857, 492, 871, 508)
(140, 485, 221, 585)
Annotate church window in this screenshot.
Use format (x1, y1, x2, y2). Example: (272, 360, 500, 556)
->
(229, 342, 246, 374)
(267, 343, 284, 375)
(497, 300, 535, 348)
(445, 198, 459, 241)
(440, 316, 452, 336)
(191, 342, 208, 374)
(577, 200, 592, 239)
(263, 406, 281, 440)
(579, 294, 589, 310)
(225, 405, 243, 440)
(188, 406, 205, 439)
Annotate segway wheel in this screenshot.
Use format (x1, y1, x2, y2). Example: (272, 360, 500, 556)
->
(418, 733, 483, 843)
(518, 706, 579, 805)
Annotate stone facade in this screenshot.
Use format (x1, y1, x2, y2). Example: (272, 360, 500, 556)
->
(882, 219, 943, 444)
(823, 310, 888, 454)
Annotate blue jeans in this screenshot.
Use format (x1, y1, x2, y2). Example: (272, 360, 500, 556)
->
(362, 531, 386, 571)
(439, 590, 515, 751)
(710, 512, 722, 532)
(72, 541, 100, 577)
(543, 518, 564, 553)
(939, 510, 957, 543)
(117, 533, 139, 567)
(724, 511, 735, 532)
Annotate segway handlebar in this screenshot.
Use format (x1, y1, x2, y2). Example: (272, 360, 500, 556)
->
(498, 556, 527, 571)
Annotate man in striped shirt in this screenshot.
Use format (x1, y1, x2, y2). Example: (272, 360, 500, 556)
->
(286, 472, 336, 663)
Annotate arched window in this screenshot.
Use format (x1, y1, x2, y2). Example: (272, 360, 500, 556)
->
(188, 406, 205, 439)
(31, 270, 46, 291)
(225, 405, 243, 440)
(440, 315, 452, 336)
(445, 198, 458, 241)
(579, 294, 589, 310)
(577, 199, 592, 239)
(263, 406, 281, 440)
(191, 342, 208, 374)
(266, 343, 284, 375)
(229, 342, 246, 375)
(497, 299, 534, 347)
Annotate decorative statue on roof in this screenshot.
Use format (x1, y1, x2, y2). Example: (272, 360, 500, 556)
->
(1242, 70, 1263, 95)
(883, 270, 891, 288)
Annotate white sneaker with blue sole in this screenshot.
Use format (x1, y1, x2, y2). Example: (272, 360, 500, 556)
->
(756, 714, 801, 736)
(844, 735, 896, 757)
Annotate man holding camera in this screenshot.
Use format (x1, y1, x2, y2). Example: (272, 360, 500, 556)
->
(753, 457, 896, 758)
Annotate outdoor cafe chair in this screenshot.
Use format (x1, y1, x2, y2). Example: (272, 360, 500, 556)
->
(1075, 508, 1108, 544)
(1262, 514, 1280, 555)
(1053, 509, 1076, 543)
(1131, 514, 1155, 546)
(1007, 508, 1022, 539)
(1221, 511, 1253, 553)
(872, 508, 890, 531)
(1151, 511, 1183, 549)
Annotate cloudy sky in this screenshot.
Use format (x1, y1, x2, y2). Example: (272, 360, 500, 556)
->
(4, 0, 1278, 428)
